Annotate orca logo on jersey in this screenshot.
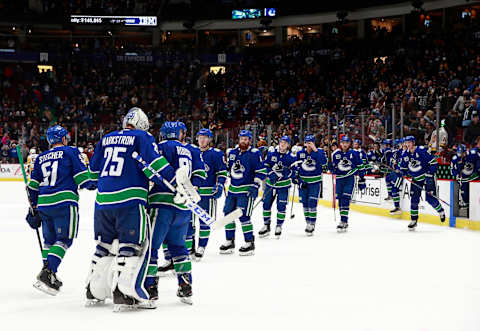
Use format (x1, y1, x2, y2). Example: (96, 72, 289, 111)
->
(338, 158, 352, 172)
(462, 162, 474, 176)
(408, 159, 422, 173)
(272, 161, 284, 173)
(301, 156, 316, 172)
(231, 160, 245, 179)
(272, 156, 277, 163)
(204, 163, 210, 173)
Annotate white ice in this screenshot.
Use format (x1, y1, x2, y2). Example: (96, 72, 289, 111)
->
(1, 181, 479, 331)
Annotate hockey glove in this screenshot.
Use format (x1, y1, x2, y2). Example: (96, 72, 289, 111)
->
(247, 184, 259, 199)
(357, 177, 366, 191)
(26, 209, 41, 229)
(174, 167, 201, 205)
(268, 171, 280, 185)
(212, 184, 224, 199)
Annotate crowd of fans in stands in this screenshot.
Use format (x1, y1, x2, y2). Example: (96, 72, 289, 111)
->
(1, 22, 480, 163)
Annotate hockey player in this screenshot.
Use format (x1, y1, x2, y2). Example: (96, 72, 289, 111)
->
(194, 128, 227, 259)
(85, 108, 180, 311)
(259, 135, 296, 238)
(366, 142, 382, 174)
(220, 130, 266, 255)
(381, 139, 393, 200)
(331, 136, 366, 232)
(294, 134, 328, 236)
(452, 142, 480, 211)
(399, 135, 446, 230)
(353, 139, 368, 173)
(26, 125, 94, 295)
(157, 122, 206, 273)
(144, 121, 201, 306)
(26, 148, 38, 178)
(387, 139, 404, 215)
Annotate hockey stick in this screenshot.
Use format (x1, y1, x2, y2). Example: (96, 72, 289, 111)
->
(289, 184, 296, 219)
(373, 161, 450, 207)
(132, 152, 242, 230)
(16, 145, 45, 266)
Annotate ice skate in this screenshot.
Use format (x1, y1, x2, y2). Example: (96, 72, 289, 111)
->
(274, 225, 282, 239)
(389, 207, 401, 215)
(219, 240, 235, 254)
(305, 223, 315, 236)
(337, 221, 349, 233)
(194, 247, 205, 261)
(239, 240, 255, 256)
(177, 274, 193, 305)
(157, 259, 174, 277)
(85, 284, 106, 307)
(258, 224, 271, 238)
(408, 219, 418, 231)
(33, 266, 61, 296)
(112, 287, 137, 312)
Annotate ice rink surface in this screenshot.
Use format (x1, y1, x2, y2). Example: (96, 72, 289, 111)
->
(1, 181, 479, 331)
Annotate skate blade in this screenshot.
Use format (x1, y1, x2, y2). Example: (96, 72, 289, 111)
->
(219, 249, 234, 255)
(85, 299, 106, 307)
(136, 300, 157, 309)
(239, 251, 255, 256)
(336, 228, 348, 233)
(408, 227, 417, 232)
(305, 232, 314, 237)
(259, 233, 270, 238)
(33, 281, 58, 296)
(390, 212, 402, 215)
(179, 297, 193, 305)
(113, 304, 137, 313)
(193, 256, 203, 262)
(274, 235, 281, 239)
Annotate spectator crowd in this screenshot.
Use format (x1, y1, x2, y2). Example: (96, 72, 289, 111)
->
(1, 22, 480, 164)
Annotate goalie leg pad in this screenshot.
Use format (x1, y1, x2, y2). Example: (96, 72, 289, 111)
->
(86, 241, 115, 301)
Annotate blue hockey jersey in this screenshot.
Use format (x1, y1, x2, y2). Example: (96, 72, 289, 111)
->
(353, 148, 368, 171)
(296, 148, 327, 184)
(456, 148, 480, 181)
(184, 143, 207, 188)
(264, 147, 297, 188)
(226, 147, 266, 194)
(28, 146, 91, 210)
(331, 149, 365, 179)
(197, 147, 228, 196)
(148, 140, 197, 210)
(399, 146, 437, 181)
(89, 129, 175, 209)
(380, 148, 393, 174)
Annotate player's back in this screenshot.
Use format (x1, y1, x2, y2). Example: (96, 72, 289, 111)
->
(30, 146, 86, 209)
(90, 129, 160, 209)
(148, 140, 192, 207)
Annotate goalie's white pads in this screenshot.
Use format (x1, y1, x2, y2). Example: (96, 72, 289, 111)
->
(175, 166, 190, 185)
(86, 254, 115, 301)
(174, 167, 201, 204)
(113, 241, 151, 301)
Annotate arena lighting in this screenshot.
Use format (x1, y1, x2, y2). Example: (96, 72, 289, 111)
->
(209, 66, 226, 74)
(37, 65, 53, 73)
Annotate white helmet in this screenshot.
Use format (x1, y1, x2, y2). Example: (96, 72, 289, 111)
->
(78, 147, 84, 153)
(122, 107, 149, 131)
(29, 148, 36, 154)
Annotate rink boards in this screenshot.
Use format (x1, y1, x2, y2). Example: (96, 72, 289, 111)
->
(2, 164, 478, 230)
(295, 174, 480, 231)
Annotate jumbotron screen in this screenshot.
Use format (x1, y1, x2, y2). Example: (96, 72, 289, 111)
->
(70, 15, 157, 26)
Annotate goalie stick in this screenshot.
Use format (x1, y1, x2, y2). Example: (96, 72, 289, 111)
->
(132, 152, 242, 230)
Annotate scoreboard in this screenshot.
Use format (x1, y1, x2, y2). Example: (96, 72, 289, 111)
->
(70, 15, 157, 26)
